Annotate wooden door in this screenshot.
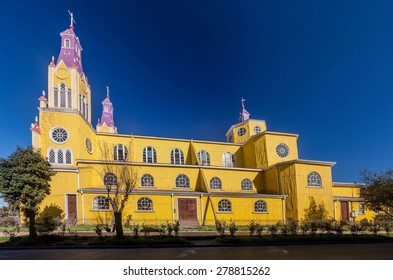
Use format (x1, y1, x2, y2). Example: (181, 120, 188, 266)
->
(178, 198, 199, 227)
(340, 201, 349, 221)
(66, 194, 77, 225)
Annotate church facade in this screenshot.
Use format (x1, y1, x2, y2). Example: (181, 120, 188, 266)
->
(30, 19, 372, 226)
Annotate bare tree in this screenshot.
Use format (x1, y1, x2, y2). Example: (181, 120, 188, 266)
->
(99, 143, 137, 238)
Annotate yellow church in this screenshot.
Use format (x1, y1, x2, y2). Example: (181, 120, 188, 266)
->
(30, 18, 372, 227)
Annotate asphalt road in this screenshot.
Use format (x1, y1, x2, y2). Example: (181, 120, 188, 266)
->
(0, 242, 392, 260)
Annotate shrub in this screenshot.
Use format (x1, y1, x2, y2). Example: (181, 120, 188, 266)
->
(350, 223, 361, 235)
(268, 224, 278, 236)
(359, 219, 371, 234)
(383, 222, 391, 235)
(304, 197, 328, 222)
(334, 221, 343, 236)
(124, 215, 132, 228)
(3, 226, 20, 239)
(36, 214, 57, 235)
(132, 224, 139, 238)
(288, 218, 298, 235)
(255, 223, 264, 236)
(248, 220, 256, 236)
(173, 220, 180, 237)
(321, 219, 334, 235)
(370, 224, 380, 235)
(215, 220, 226, 236)
(300, 220, 310, 235)
(228, 219, 237, 237)
(166, 221, 173, 236)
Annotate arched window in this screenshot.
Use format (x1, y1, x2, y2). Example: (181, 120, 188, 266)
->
(171, 148, 184, 164)
(104, 173, 117, 186)
(64, 39, 70, 48)
(222, 152, 235, 167)
(254, 200, 268, 213)
(241, 178, 253, 191)
(93, 196, 109, 210)
(54, 88, 58, 108)
(60, 83, 66, 108)
(54, 83, 71, 108)
(175, 174, 190, 188)
(307, 172, 322, 187)
(210, 177, 222, 190)
(67, 89, 71, 109)
(65, 149, 72, 164)
(218, 199, 232, 212)
(114, 144, 128, 161)
(141, 174, 154, 187)
(48, 148, 55, 163)
(143, 146, 157, 163)
(198, 150, 210, 166)
(137, 197, 153, 211)
(57, 149, 64, 164)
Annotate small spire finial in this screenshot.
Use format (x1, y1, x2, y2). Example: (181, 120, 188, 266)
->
(239, 97, 250, 122)
(51, 56, 54, 62)
(35, 116, 38, 123)
(68, 10, 76, 29)
(241, 97, 245, 108)
(42, 90, 46, 97)
(106, 86, 110, 98)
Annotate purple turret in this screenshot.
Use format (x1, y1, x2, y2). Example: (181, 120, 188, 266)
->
(96, 87, 117, 133)
(239, 97, 250, 122)
(56, 11, 84, 74)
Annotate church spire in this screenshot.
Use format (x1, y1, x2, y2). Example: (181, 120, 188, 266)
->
(56, 11, 84, 74)
(96, 87, 117, 134)
(239, 97, 250, 122)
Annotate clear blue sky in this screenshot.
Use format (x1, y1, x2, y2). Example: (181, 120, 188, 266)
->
(1, 0, 393, 205)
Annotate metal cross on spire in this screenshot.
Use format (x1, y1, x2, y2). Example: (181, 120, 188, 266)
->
(241, 97, 246, 108)
(68, 10, 76, 28)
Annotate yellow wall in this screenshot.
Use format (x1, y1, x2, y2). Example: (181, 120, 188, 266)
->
(294, 163, 334, 220)
(203, 196, 283, 225)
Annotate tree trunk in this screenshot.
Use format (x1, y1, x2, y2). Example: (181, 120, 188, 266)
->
(114, 211, 123, 238)
(27, 211, 37, 238)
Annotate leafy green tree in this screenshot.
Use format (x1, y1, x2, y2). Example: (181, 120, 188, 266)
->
(303, 196, 328, 222)
(360, 169, 393, 218)
(0, 146, 55, 237)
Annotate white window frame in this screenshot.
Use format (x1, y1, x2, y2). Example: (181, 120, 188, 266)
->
(171, 148, 184, 164)
(198, 150, 210, 166)
(307, 172, 322, 188)
(218, 199, 232, 212)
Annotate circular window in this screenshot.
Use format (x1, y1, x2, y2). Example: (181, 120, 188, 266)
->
(176, 174, 190, 188)
(307, 172, 322, 187)
(253, 126, 262, 134)
(210, 177, 222, 190)
(85, 138, 93, 154)
(241, 178, 252, 191)
(141, 174, 154, 187)
(237, 127, 246, 136)
(276, 143, 289, 158)
(254, 200, 267, 213)
(104, 173, 117, 186)
(50, 127, 69, 144)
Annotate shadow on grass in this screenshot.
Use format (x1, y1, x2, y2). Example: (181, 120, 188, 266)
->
(216, 234, 393, 245)
(0, 235, 191, 247)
